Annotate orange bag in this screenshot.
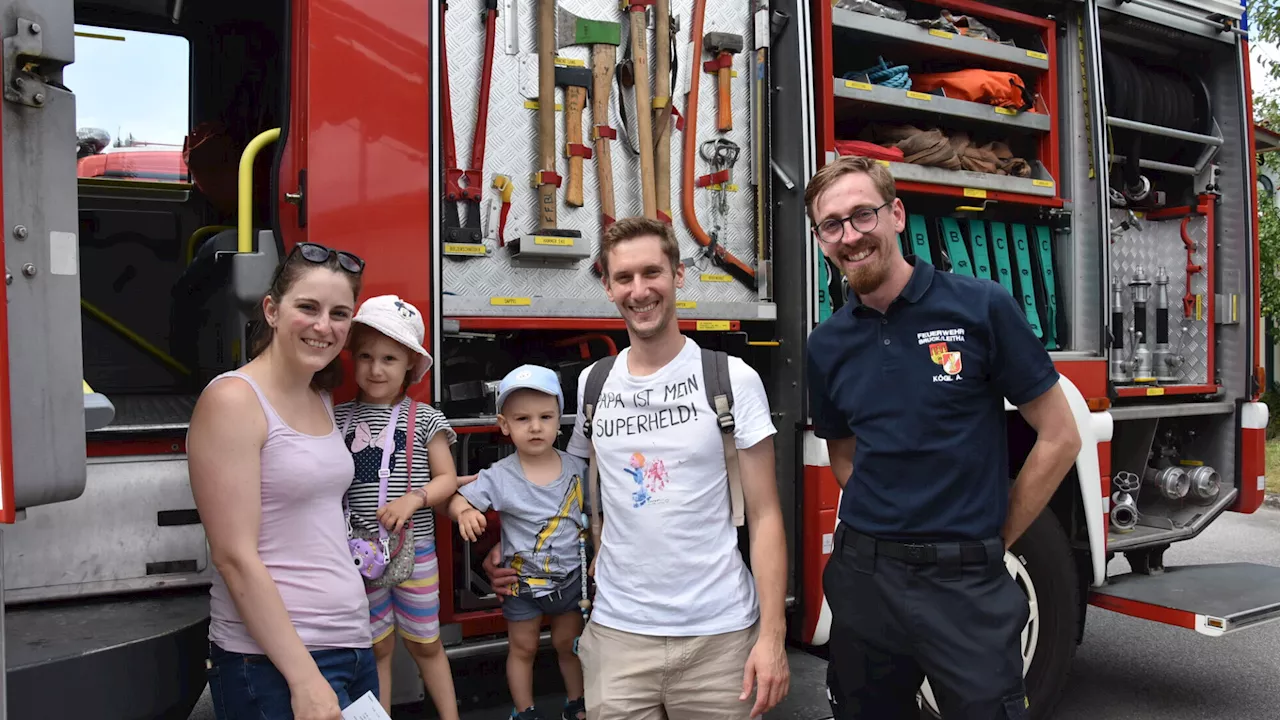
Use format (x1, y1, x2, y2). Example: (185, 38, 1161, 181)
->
(910, 70, 1034, 111)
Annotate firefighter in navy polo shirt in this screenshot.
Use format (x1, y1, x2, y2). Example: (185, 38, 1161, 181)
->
(804, 156, 1082, 719)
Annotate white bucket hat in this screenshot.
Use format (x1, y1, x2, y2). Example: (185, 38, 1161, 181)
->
(351, 294, 433, 385)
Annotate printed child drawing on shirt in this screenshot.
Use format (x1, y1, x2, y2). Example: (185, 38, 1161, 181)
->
(625, 452, 669, 508)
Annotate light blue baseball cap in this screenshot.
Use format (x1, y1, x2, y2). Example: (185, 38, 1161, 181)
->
(496, 364, 564, 414)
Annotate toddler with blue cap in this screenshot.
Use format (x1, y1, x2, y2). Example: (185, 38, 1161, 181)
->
(447, 364, 590, 720)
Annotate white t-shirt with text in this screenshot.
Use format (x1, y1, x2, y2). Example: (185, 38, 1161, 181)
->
(566, 337, 776, 637)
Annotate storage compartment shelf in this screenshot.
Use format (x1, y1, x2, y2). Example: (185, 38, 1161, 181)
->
(879, 158, 1056, 197)
(831, 7, 1050, 72)
(834, 78, 1051, 132)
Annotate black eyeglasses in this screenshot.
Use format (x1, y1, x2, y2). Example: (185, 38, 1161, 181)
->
(813, 201, 891, 244)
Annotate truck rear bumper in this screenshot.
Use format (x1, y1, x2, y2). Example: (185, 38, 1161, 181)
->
(6, 587, 210, 720)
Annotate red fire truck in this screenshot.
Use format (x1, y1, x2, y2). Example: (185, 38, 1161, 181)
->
(0, 0, 1276, 717)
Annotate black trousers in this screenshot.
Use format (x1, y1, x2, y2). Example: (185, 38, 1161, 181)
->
(823, 523, 1031, 720)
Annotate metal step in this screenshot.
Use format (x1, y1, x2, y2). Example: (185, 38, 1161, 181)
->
(6, 588, 210, 720)
(1089, 562, 1280, 636)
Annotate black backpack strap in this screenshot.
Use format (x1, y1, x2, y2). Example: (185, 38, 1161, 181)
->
(581, 356, 618, 561)
(702, 348, 745, 527)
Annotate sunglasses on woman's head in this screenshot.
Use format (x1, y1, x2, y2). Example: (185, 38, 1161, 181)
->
(290, 242, 365, 274)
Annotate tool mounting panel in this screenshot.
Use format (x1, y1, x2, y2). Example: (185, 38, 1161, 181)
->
(438, 0, 763, 317)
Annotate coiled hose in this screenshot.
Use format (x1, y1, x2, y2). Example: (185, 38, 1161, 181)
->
(1101, 50, 1210, 202)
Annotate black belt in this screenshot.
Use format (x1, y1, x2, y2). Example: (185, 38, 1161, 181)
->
(835, 524, 999, 566)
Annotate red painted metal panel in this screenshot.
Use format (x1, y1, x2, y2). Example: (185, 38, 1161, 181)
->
(301, 0, 434, 406)
(800, 463, 838, 643)
(1234, 427, 1266, 514)
(1088, 593, 1198, 630)
(811, 0, 835, 163)
(1097, 441, 1111, 554)
(87, 438, 187, 458)
(1053, 359, 1107, 400)
(0, 105, 12, 524)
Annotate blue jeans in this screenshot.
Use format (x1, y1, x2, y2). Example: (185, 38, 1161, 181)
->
(207, 642, 380, 719)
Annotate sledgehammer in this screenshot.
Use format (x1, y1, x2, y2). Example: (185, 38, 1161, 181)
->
(704, 32, 742, 132)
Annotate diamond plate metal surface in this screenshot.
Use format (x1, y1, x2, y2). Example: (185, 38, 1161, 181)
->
(1108, 210, 1209, 385)
(440, 0, 763, 315)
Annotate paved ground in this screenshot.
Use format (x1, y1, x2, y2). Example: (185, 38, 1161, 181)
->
(189, 506, 1280, 720)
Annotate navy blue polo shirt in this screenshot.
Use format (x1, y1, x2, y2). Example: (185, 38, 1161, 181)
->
(807, 257, 1059, 542)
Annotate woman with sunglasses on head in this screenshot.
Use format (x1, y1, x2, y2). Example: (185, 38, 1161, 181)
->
(188, 242, 377, 720)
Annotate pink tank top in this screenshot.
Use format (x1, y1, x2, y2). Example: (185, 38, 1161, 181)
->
(202, 371, 372, 653)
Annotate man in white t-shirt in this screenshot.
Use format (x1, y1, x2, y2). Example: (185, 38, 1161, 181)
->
(483, 216, 790, 719)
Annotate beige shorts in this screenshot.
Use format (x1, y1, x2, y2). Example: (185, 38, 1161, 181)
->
(578, 619, 761, 720)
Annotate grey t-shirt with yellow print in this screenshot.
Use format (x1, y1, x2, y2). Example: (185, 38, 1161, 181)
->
(457, 448, 588, 596)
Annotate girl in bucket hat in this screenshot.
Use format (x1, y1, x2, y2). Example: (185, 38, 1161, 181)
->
(333, 295, 462, 718)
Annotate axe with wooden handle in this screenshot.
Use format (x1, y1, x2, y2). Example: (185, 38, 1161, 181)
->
(555, 65, 593, 207)
(555, 9, 622, 220)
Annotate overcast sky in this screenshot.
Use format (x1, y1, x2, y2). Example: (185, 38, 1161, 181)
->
(61, 23, 1280, 149)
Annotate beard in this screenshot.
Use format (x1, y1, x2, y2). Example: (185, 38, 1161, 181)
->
(840, 237, 893, 296)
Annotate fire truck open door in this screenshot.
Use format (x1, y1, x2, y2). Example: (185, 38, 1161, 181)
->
(0, 2, 90, 519)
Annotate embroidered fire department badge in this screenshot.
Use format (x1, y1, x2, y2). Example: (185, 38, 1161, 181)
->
(929, 342, 962, 376)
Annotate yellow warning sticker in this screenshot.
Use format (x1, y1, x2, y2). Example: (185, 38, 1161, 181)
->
(1146, 387, 1165, 396)
(524, 100, 564, 111)
(676, 301, 697, 309)
(700, 273, 733, 283)
(554, 57, 587, 67)
(929, 29, 954, 39)
(906, 91, 932, 101)
(708, 184, 740, 192)
(1196, 295, 1203, 321)
(1032, 179, 1054, 188)
(696, 320, 732, 331)
(1179, 459, 1206, 466)
(1026, 50, 1048, 60)
(994, 107, 1017, 116)
(444, 243, 487, 256)
(844, 80, 872, 91)
(963, 188, 988, 199)
(490, 296, 531, 306)
(533, 236, 575, 246)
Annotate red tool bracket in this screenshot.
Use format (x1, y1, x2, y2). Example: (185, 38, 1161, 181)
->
(696, 169, 731, 187)
(566, 143, 595, 159)
(535, 170, 564, 188)
(703, 54, 733, 73)
(441, 0, 499, 241)
(592, 124, 617, 141)
(1179, 216, 1204, 319)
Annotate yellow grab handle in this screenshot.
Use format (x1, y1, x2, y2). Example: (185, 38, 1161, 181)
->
(238, 128, 282, 253)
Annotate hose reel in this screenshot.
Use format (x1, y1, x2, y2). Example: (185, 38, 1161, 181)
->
(1101, 49, 1212, 205)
